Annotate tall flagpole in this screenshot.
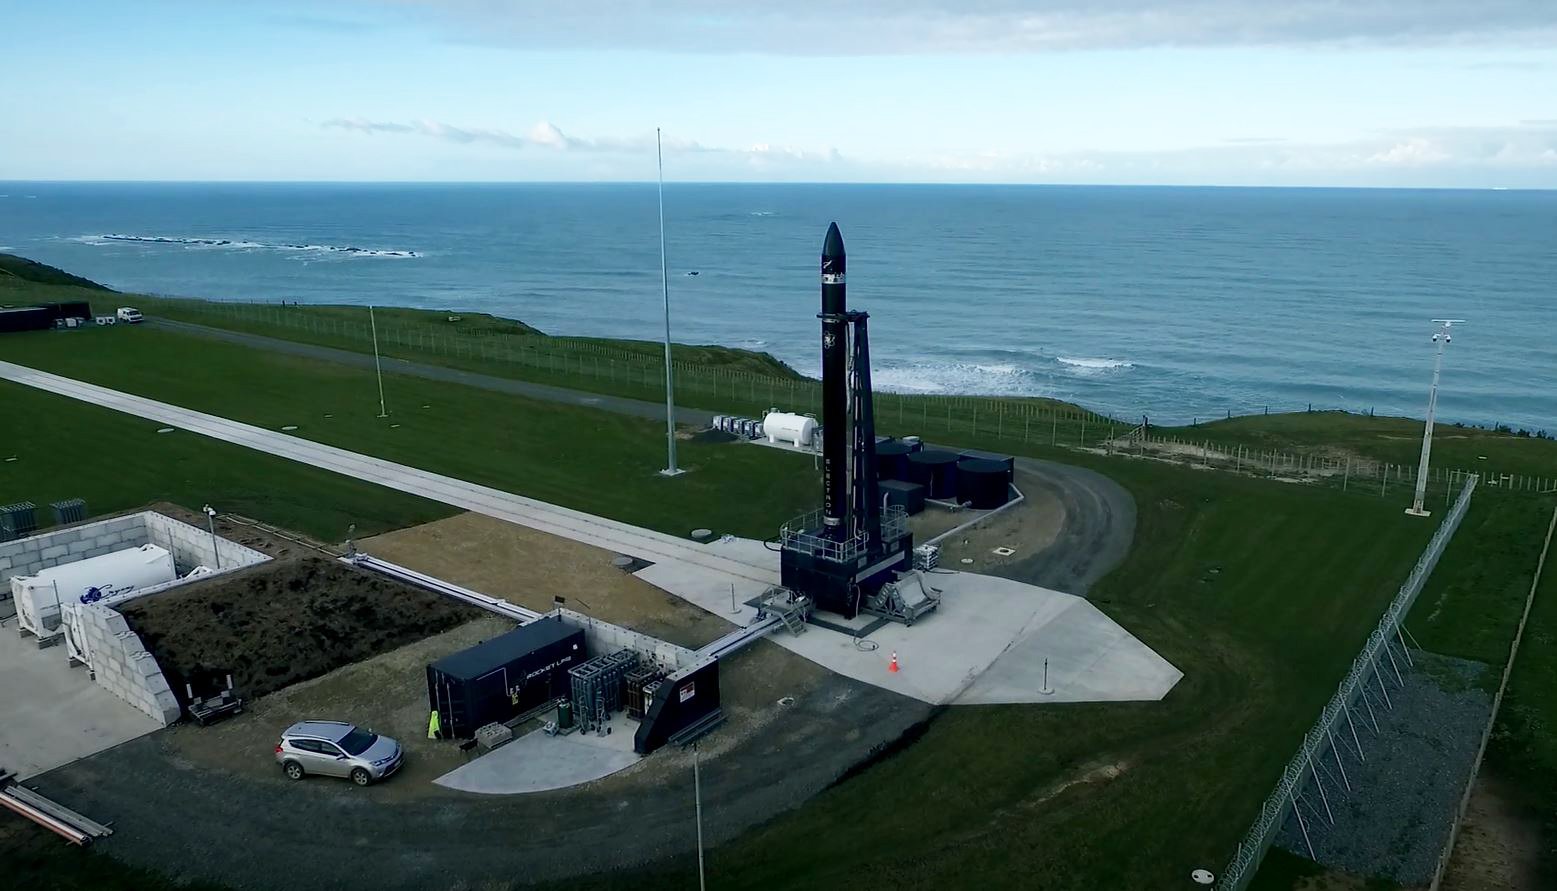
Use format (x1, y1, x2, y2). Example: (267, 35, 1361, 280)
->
(370, 304, 388, 418)
(658, 127, 683, 477)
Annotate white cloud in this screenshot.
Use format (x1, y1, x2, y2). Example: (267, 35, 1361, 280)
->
(363, 0, 1557, 54)
(321, 117, 844, 164)
(319, 115, 1557, 184)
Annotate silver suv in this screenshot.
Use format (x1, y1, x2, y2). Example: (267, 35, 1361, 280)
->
(274, 721, 402, 786)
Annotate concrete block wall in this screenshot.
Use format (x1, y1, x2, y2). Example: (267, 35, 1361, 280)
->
(0, 514, 150, 587)
(1, 511, 272, 617)
(142, 511, 268, 576)
(72, 601, 181, 725)
(553, 607, 697, 673)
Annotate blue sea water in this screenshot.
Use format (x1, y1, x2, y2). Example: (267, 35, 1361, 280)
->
(1, 181, 1553, 431)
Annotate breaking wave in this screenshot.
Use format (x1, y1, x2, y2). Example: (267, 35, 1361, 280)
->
(872, 359, 1051, 397)
(80, 233, 419, 258)
(1057, 356, 1134, 371)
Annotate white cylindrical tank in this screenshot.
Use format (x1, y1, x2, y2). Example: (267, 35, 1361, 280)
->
(12, 544, 177, 635)
(763, 411, 818, 448)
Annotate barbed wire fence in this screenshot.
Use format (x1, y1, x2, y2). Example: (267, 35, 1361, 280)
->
(1215, 474, 1479, 891)
(148, 299, 1554, 500)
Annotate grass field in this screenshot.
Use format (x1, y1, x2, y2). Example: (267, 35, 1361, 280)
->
(1, 322, 1443, 889)
(1185, 410, 1556, 482)
(0, 326, 818, 540)
(1483, 506, 1557, 885)
(0, 381, 453, 542)
(2, 269, 1552, 889)
(10, 268, 1552, 485)
(547, 446, 1439, 890)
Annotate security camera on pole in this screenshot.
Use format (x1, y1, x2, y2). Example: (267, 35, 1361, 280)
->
(1406, 319, 1464, 518)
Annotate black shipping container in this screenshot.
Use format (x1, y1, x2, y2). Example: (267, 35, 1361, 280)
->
(0, 307, 54, 334)
(426, 616, 586, 738)
(879, 479, 927, 515)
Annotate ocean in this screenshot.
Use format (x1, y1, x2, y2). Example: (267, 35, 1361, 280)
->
(1, 182, 1553, 431)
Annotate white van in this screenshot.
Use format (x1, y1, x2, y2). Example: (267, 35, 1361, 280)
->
(116, 307, 144, 323)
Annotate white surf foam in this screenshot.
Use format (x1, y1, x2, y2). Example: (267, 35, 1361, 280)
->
(1057, 356, 1134, 371)
(83, 233, 419, 258)
(873, 360, 1052, 397)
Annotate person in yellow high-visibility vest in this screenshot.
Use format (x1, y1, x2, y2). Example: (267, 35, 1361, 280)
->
(427, 709, 442, 740)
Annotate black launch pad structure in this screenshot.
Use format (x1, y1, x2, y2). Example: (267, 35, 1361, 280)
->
(778, 223, 914, 620)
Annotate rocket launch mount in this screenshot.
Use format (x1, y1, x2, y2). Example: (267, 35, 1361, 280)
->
(778, 222, 914, 620)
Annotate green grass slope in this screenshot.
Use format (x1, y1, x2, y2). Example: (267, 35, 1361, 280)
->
(0, 252, 113, 291)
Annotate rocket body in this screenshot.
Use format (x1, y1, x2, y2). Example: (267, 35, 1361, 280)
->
(820, 222, 848, 532)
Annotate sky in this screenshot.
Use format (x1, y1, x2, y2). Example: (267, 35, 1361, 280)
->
(3, 1, 1556, 186)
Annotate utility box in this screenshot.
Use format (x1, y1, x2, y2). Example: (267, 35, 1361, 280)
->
(51, 498, 88, 526)
(879, 479, 926, 516)
(426, 616, 586, 739)
(0, 502, 38, 542)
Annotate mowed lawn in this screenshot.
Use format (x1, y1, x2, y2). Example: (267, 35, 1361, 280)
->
(558, 449, 1438, 889)
(0, 326, 818, 540)
(2, 327, 1441, 889)
(0, 381, 452, 542)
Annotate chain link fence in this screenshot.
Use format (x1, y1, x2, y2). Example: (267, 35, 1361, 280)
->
(1216, 474, 1479, 890)
(140, 299, 1551, 500)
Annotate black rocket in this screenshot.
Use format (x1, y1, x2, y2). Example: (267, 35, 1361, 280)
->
(820, 222, 849, 535)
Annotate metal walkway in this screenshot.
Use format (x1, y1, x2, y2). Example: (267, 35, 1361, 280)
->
(0, 360, 780, 588)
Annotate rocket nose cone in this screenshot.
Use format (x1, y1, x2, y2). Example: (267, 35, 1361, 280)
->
(821, 222, 846, 278)
(822, 222, 845, 259)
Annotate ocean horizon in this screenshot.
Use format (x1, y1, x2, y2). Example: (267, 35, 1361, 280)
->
(3, 181, 1553, 432)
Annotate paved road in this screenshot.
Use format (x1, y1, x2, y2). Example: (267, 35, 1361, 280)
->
(1006, 457, 1136, 594)
(0, 360, 775, 588)
(150, 318, 718, 426)
(31, 669, 927, 890)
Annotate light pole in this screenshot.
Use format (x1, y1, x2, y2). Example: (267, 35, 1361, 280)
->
(1406, 319, 1464, 517)
(369, 305, 389, 418)
(692, 740, 706, 891)
(657, 128, 683, 477)
(202, 504, 221, 569)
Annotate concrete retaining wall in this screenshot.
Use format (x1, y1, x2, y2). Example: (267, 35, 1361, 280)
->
(554, 608, 697, 673)
(1, 510, 271, 722)
(142, 511, 267, 575)
(0, 514, 151, 585)
(71, 602, 181, 725)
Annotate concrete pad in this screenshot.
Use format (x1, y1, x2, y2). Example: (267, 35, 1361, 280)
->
(0, 625, 163, 779)
(636, 564, 1181, 706)
(433, 713, 642, 795)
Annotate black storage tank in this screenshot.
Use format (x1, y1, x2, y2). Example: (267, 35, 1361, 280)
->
(426, 616, 586, 738)
(957, 458, 1011, 509)
(879, 479, 927, 516)
(907, 450, 961, 499)
(876, 440, 915, 481)
(958, 449, 1015, 483)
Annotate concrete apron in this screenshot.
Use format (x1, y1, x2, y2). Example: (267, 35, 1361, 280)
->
(640, 550, 1184, 707)
(0, 623, 163, 779)
(433, 713, 642, 795)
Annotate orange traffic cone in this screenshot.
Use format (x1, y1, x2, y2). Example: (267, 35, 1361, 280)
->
(888, 652, 900, 673)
